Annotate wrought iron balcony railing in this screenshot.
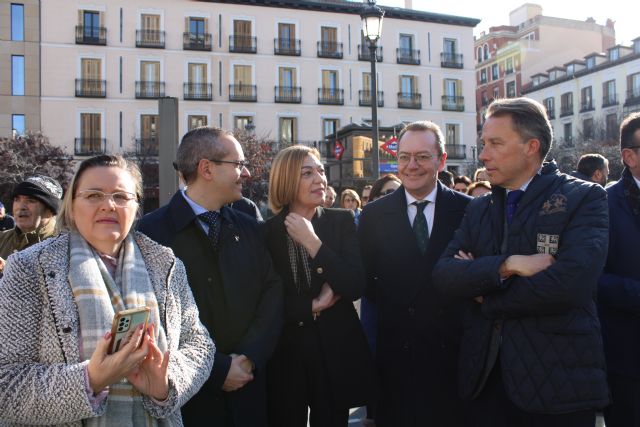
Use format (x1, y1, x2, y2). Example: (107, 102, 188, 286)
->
(76, 25, 106, 45)
(398, 92, 422, 109)
(396, 48, 420, 65)
(579, 101, 594, 112)
(229, 35, 257, 53)
(229, 84, 257, 102)
(136, 30, 165, 48)
(602, 94, 619, 108)
(625, 88, 640, 106)
(317, 41, 343, 59)
(135, 138, 159, 156)
(184, 83, 212, 101)
(445, 144, 467, 160)
(358, 90, 384, 107)
(274, 38, 301, 56)
(442, 95, 465, 112)
(274, 86, 302, 103)
(560, 105, 574, 117)
(358, 44, 383, 62)
(75, 79, 106, 98)
(318, 88, 344, 105)
(183, 32, 212, 51)
(135, 81, 165, 99)
(440, 52, 463, 69)
(75, 138, 106, 156)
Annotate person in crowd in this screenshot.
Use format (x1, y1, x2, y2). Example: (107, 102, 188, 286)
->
(369, 174, 401, 202)
(571, 153, 609, 186)
(0, 202, 15, 231)
(341, 189, 362, 225)
(438, 170, 455, 188)
(361, 185, 373, 206)
(453, 175, 473, 193)
(359, 121, 471, 426)
(0, 155, 214, 425)
(598, 112, 640, 427)
(264, 145, 374, 427)
(467, 180, 492, 198)
(138, 127, 283, 427)
(324, 186, 337, 208)
(0, 175, 62, 274)
(474, 167, 490, 182)
(231, 197, 263, 221)
(433, 97, 609, 427)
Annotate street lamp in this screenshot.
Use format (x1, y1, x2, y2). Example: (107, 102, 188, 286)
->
(361, 0, 384, 179)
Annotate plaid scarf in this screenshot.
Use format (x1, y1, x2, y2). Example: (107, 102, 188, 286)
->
(286, 234, 312, 294)
(68, 231, 168, 427)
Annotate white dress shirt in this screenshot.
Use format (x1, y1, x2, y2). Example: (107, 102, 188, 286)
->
(405, 185, 438, 237)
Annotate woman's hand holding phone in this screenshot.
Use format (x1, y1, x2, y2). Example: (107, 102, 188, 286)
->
(126, 324, 170, 401)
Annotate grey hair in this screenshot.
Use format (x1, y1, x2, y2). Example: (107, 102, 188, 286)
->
(176, 126, 234, 184)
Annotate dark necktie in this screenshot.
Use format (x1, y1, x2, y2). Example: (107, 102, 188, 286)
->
(198, 211, 221, 249)
(505, 190, 524, 225)
(412, 200, 430, 254)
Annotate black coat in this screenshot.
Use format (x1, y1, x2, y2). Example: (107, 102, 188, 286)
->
(358, 183, 471, 427)
(433, 162, 610, 414)
(137, 192, 283, 426)
(264, 207, 375, 409)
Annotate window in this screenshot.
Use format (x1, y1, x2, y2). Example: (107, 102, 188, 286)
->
(543, 97, 555, 118)
(609, 48, 619, 61)
(233, 116, 253, 131)
(581, 86, 593, 111)
(78, 113, 102, 154)
(603, 80, 617, 106)
(483, 44, 488, 60)
(82, 11, 101, 41)
(232, 19, 253, 51)
(12, 114, 25, 137)
(492, 64, 499, 80)
(606, 113, 618, 139)
(277, 22, 296, 51)
(12, 55, 24, 95)
(279, 67, 296, 88)
(445, 123, 460, 145)
(323, 118, 339, 138)
(185, 17, 209, 50)
(493, 87, 500, 100)
(505, 57, 514, 74)
(628, 72, 640, 100)
(585, 57, 595, 69)
(566, 64, 574, 76)
(280, 117, 297, 143)
(443, 38, 457, 55)
(560, 92, 573, 116)
(188, 115, 207, 130)
(480, 69, 487, 84)
(563, 123, 572, 145)
(189, 17, 205, 36)
(320, 26, 338, 53)
(400, 75, 416, 94)
(139, 14, 162, 47)
(321, 70, 338, 92)
(506, 81, 516, 98)
(11, 4, 24, 41)
(583, 118, 594, 140)
(140, 115, 158, 140)
(141, 60, 160, 82)
(79, 58, 103, 97)
(399, 34, 414, 51)
(233, 64, 252, 86)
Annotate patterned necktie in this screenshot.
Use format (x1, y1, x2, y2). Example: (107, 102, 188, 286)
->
(505, 190, 524, 225)
(412, 200, 430, 254)
(198, 211, 221, 249)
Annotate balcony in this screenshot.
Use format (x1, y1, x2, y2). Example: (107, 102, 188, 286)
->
(229, 35, 257, 54)
(547, 108, 556, 120)
(625, 88, 640, 107)
(183, 32, 212, 51)
(184, 83, 212, 101)
(135, 81, 165, 99)
(75, 138, 106, 156)
(479, 77, 488, 85)
(398, 92, 421, 109)
(602, 94, 619, 108)
(75, 79, 106, 98)
(274, 38, 301, 56)
(579, 101, 594, 113)
(318, 88, 344, 105)
(317, 41, 343, 59)
(442, 95, 465, 112)
(396, 48, 420, 65)
(560, 105, 574, 117)
(358, 90, 384, 107)
(75, 25, 106, 45)
(505, 68, 514, 75)
(445, 144, 466, 160)
(136, 30, 165, 49)
(358, 44, 383, 62)
(135, 138, 159, 156)
(274, 86, 302, 103)
(440, 52, 463, 69)
(229, 84, 257, 102)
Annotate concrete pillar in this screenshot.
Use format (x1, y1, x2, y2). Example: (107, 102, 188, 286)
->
(158, 97, 179, 206)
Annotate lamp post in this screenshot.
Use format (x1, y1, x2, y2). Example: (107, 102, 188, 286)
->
(361, 0, 384, 180)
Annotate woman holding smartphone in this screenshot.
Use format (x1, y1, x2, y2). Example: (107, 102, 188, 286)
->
(0, 155, 214, 426)
(264, 145, 374, 426)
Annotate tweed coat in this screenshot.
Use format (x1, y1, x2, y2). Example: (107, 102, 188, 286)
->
(0, 232, 215, 426)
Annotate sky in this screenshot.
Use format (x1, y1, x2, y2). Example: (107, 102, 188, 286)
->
(377, 0, 636, 46)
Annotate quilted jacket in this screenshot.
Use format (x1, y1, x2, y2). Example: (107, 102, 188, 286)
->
(0, 232, 215, 426)
(433, 162, 610, 414)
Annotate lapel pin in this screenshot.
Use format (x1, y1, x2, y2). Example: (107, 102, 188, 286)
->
(234, 235, 240, 242)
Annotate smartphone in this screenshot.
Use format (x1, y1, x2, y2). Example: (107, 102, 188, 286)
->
(108, 306, 150, 354)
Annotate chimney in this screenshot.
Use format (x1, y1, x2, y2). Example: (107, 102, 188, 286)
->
(405, 0, 412, 9)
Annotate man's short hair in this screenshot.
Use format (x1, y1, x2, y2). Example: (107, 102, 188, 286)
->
(268, 145, 322, 214)
(326, 186, 337, 198)
(176, 126, 234, 184)
(397, 121, 445, 158)
(438, 170, 454, 188)
(454, 175, 472, 186)
(577, 154, 607, 178)
(620, 112, 640, 150)
(486, 97, 553, 161)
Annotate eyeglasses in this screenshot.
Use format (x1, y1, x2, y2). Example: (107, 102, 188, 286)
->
(76, 190, 138, 207)
(209, 158, 251, 169)
(397, 152, 435, 164)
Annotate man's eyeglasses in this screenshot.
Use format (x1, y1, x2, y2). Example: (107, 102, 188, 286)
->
(397, 152, 435, 165)
(75, 190, 138, 207)
(209, 158, 251, 169)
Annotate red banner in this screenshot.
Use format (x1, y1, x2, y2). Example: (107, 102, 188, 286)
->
(335, 140, 345, 160)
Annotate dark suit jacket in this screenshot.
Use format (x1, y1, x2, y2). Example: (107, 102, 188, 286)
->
(264, 207, 375, 409)
(137, 192, 283, 426)
(358, 183, 471, 427)
(598, 176, 640, 379)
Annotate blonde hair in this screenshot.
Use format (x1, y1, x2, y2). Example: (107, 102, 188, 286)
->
(340, 188, 361, 209)
(57, 155, 142, 232)
(268, 145, 321, 214)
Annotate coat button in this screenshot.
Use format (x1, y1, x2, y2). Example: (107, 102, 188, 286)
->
(316, 267, 323, 274)
(298, 321, 304, 327)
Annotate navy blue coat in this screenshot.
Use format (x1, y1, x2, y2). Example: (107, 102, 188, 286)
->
(597, 177, 640, 379)
(433, 162, 610, 414)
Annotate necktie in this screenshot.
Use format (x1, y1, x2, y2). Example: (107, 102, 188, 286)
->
(412, 200, 430, 254)
(198, 211, 221, 249)
(505, 190, 524, 225)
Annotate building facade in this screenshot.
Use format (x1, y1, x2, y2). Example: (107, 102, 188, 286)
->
(0, 0, 40, 137)
(474, 3, 615, 131)
(36, 0, 479, 173)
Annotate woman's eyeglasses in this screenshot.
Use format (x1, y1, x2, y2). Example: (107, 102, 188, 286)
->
(75, 190, 138, 206)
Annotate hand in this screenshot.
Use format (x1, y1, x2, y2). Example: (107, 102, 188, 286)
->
(87, 324, 149, 394)
(499, 254, 555, 278)
(127, 324, 170, 400)
(454, 252, 483, 303)
(284, 213, 322, 258)
(312, 282, 341, 315)
(222, 355, 254, 392)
